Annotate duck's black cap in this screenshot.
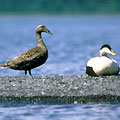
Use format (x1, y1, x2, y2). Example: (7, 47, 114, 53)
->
(100, 44, 112, 50)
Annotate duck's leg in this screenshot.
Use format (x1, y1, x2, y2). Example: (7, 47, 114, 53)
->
(24, 70, 28, 80)
(29, 70, 34, 79)
(25, 70, 27, 76)
(29, 70, 32, 76)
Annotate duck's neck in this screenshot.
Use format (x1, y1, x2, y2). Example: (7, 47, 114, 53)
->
(101, 53, 109, 58)
(36, 32, 47, 50)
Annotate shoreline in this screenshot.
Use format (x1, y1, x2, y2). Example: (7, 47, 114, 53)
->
(0, 75, 120, 103)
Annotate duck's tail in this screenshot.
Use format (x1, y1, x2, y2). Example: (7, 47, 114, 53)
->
(0, 63, 8, 68)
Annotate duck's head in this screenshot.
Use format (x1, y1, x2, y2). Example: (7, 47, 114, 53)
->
(36, 25, 52, 35)
(100, 44, 116, 56)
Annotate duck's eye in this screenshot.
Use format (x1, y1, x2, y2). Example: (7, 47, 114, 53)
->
(37, 31, 42, 34)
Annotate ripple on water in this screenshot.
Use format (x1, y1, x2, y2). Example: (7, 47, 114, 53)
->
(0, 103, 119, 120)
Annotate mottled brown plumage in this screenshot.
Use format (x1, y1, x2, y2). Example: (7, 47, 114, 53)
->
(0, 25, 52, 76)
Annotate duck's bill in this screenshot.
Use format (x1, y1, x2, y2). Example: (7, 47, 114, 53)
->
(111, 49, 116, 56)
(47, 30, 53, 35)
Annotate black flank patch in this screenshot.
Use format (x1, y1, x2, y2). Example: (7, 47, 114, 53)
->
(86, 66, 97, 77)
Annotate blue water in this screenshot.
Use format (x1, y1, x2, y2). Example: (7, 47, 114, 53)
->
(0, 102, 120, 120)
(0, 16, 120, 76)
(0, 15, 120, 119)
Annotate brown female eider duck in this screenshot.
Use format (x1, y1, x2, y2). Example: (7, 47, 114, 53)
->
(0, 25, 52, 76)
(86, 44, 119, 76)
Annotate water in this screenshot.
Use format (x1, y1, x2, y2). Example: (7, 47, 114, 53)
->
(0, 102, 120, 120)
(0, 16, 120, 76)
(0, 15, 120, 119)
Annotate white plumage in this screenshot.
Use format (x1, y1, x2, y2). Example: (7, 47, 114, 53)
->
(86, 44, 119, 76)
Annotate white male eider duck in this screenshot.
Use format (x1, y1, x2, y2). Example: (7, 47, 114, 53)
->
(0, 25, 52, 76)
(86, 44, 119, 76)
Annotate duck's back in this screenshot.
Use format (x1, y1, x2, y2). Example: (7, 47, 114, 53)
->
(3, 47, 48, 70)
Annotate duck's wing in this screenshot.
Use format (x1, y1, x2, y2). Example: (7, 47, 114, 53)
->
(18, 47, 44, 61)
(2, 47, 46, 69)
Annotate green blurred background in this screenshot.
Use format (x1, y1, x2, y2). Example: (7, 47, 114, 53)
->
(0, 0, 120, 15)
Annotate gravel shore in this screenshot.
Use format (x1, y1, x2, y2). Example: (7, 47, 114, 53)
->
(0, 75, 120, 103)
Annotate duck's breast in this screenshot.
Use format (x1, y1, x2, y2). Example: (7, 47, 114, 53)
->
(87, 56, 119, 75)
